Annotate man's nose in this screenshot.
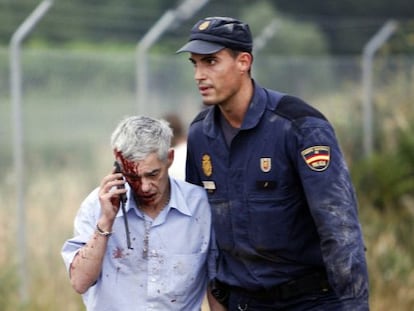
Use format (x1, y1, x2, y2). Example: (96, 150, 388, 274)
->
(194, 66, 205, 81)
(139, 178, 151, 192)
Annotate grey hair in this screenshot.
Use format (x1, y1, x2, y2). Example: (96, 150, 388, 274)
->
(110, 115, 173, 162)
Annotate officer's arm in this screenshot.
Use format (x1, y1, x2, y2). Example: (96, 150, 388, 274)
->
(297, 124, 368, 299)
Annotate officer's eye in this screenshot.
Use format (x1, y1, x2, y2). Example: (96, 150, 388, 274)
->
(206, 57, 217, 65)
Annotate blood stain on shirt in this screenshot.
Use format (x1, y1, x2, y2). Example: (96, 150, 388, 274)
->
(112, 247, 125, 259)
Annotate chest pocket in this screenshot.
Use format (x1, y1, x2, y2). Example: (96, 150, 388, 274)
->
(247, 195, 294, 253)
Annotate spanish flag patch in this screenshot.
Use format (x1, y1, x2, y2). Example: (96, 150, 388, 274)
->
(301, 146, 330, 171)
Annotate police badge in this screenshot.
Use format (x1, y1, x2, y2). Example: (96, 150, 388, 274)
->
(260, 158, 272, 173)
(202, 154, 212, 177)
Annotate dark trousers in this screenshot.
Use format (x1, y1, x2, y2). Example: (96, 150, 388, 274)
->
(227, 290, 368, 311)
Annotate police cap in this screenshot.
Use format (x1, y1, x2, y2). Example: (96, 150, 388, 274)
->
(176, 16, 253, 54)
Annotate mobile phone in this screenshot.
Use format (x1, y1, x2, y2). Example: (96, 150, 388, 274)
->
(113, 161, 132, 249)
(114, 161, 127, 203)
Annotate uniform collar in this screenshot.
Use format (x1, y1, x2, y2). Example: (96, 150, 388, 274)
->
(203, 80, 267, 137)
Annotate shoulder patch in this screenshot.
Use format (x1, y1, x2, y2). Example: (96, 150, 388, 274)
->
(301, 146, 330, 171)
(274, 95, 327, 121)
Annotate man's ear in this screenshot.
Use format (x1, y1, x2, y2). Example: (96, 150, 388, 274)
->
(238, 52, 252, 73)
(167, 148, 175, 168)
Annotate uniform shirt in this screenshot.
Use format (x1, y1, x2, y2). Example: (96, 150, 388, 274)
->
(61, 178, 211, 311)
(185, 81, 369, 306)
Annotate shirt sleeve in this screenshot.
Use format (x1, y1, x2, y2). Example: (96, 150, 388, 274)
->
(294, 120, 368, 300)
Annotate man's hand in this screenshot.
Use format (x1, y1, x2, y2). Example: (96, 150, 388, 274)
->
(97, 170, 127, 231)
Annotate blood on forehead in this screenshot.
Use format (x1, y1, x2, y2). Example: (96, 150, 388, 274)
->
(115, 151, 139, 174)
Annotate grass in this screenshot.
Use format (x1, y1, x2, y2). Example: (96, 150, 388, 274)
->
(0, 157, 98, 311)
(360, 206, 414, 310)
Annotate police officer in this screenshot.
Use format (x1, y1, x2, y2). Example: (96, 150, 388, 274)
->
(177, 17, 369, 310)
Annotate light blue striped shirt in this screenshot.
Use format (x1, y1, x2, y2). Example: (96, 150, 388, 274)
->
(62, 178, 212, 311)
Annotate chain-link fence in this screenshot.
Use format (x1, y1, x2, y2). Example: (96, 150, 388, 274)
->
(2, 47, 413, 164)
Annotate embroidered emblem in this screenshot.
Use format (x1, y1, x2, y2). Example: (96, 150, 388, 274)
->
(202, 154, 212, 177)
(301, 146, 330, 171)
(198, 21, 210, 31)
(260, 158, 272, 173)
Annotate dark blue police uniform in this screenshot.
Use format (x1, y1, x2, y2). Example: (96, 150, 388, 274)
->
(186, 82, 369, 310)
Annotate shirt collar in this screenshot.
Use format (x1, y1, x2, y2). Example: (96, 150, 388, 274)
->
(167, 178, 192, 217)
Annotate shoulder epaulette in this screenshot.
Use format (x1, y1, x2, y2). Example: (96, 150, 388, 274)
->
(274, 95, 327, 121)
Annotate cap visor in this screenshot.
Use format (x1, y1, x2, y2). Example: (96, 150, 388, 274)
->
(176, 40, 225, 54)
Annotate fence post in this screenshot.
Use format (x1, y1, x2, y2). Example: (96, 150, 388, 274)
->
(9, 0, 54, 303)
(136, 0, 209, 114)
(362, 20, 397, 157)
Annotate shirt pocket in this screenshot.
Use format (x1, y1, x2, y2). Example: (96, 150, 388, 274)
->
(163, 252, 208, 300)
(247, 195, 293, 252)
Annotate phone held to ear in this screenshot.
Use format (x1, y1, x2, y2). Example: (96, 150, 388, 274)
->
(113, 161, 127, 203)
(113, 161, 133, 249)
